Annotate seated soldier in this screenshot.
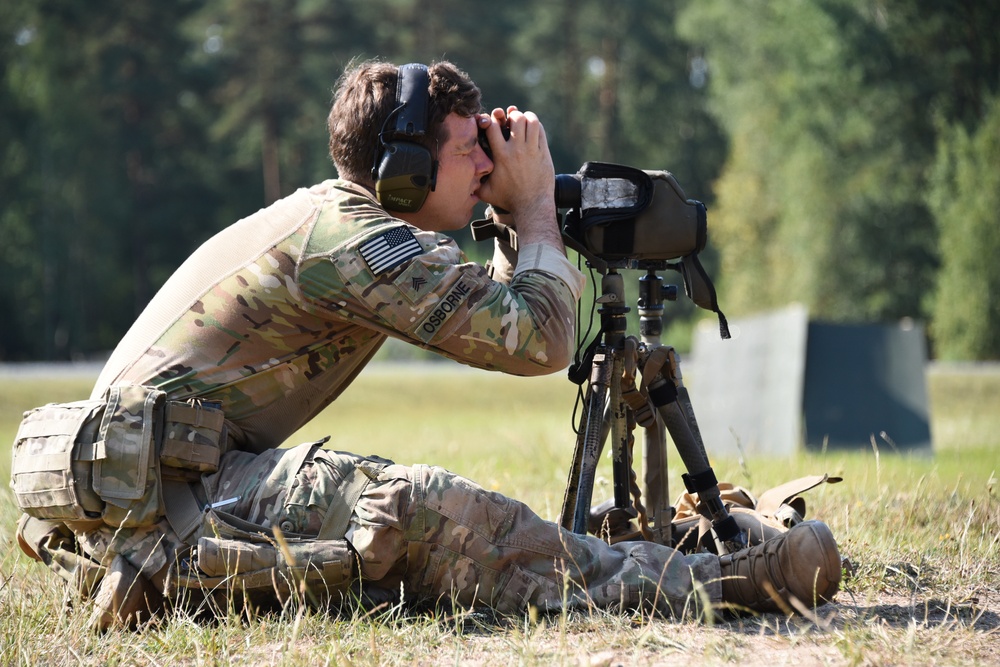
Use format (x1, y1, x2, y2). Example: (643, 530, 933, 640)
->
(14, 59, 842, 628)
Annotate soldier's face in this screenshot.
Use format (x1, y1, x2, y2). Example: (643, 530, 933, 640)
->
(401, 113, 493, 232)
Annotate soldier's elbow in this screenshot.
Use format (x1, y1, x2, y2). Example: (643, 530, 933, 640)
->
(523, 331, 574, 376)
(548, 337, 575, 372)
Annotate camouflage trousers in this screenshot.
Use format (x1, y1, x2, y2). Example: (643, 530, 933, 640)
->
(201, 443, 723, 616)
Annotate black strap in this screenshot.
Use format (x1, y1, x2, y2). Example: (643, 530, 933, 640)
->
(682, 468, 720, 495)
(393, 63, 430, 138)
(568, 323, 605, 386)
(679, 254, 731, 339)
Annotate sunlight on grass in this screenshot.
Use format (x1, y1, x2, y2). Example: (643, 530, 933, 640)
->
(1, 363, 998, 665)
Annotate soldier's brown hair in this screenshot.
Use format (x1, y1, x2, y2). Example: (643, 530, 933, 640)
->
(328, 59, 482, 185)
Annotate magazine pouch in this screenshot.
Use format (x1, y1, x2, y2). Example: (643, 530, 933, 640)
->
(160, 398, 225, 473)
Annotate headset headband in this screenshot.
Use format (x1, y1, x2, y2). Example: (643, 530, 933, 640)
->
(393, 63, 430, 139)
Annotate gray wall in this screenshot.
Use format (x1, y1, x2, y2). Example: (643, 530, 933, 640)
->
(688, 304, 931, 457)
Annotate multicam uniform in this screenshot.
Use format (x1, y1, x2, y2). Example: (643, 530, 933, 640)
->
(79, 179, 721, 614)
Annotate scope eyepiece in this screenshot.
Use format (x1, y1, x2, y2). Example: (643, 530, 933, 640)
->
(554, 174, 582, 209)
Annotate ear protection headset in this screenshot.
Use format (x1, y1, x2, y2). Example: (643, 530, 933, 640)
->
(373, 63, 436, 213)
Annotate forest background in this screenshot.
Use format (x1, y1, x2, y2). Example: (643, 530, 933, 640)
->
(1, 0, 998, 363)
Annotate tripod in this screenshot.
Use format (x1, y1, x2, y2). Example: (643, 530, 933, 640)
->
(558, 261, 747, 553)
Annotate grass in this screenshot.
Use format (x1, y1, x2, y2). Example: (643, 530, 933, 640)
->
(1, 362, 998, 665)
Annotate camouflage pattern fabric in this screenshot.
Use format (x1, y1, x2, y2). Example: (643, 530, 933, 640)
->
(76, 519, 177, 581)
(202, 443, 722, 615)
(90, 180, 583, 456)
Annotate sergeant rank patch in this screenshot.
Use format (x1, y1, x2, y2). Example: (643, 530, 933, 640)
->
(359, 226, 423, 275)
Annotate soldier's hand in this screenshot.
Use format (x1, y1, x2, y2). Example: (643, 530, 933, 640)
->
(477, 107, 560, 249)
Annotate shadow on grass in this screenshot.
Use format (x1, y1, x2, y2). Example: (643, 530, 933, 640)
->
(712, 597, 1000, 639)
(848, 598, 1000, 631)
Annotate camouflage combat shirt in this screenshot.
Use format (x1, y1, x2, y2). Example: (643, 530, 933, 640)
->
(92, 180, 585, 455)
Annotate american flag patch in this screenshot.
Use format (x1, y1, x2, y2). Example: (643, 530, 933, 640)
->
(359, 226, 423, 275)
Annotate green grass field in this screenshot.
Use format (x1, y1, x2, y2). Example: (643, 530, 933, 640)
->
(1, 363, 997, 665)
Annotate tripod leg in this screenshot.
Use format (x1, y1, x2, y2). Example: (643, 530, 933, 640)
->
(559, 352, 612, 534)
(559, 396, 612, 530)
(652, 383, 747, 553)
(642, 414, 672, 545)
(609, 354, 631, 509)
(559, 437, 584, 531)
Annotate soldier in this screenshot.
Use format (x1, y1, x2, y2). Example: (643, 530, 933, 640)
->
(14, 59, 842, 627)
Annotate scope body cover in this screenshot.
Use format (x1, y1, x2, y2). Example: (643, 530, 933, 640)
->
(559, 161, 729, 338)
(561, 162, 706, 262)
(374, 63, 436, 213)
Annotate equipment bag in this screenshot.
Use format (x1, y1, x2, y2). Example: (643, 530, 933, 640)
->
(671, 474, 843, 554)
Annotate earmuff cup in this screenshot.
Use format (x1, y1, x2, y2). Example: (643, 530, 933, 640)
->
(375, 142, 435, 213)
(374, 64, 436, 213)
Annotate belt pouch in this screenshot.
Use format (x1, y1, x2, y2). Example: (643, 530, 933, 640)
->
(10, 399, 105, 521)
(92, 385, 165, 528)
(160, 398, 225, 473)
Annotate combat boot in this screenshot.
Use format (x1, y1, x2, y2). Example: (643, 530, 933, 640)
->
(88, 555, 163, 631)
(719, 519, 841, 614)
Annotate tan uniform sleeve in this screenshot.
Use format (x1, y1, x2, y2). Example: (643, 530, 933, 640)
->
(511, 243, 585, 302)
(488, 236, 518, 284)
